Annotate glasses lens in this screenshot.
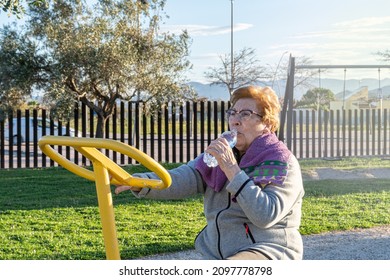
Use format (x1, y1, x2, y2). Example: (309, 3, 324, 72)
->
(226, 109, 236, 118)
(239, 110, 252, 120)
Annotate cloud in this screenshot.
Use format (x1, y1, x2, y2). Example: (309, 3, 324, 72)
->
(279, 16, 390, 61)
(292, 27, 390, 41)
(161, 23, 253, 36)
(333, 16, 390, 28)
(290, 16, 390, 41)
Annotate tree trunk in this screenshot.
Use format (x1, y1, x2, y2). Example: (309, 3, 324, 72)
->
(95, 114, 107, 138)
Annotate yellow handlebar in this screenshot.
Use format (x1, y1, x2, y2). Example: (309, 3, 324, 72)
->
(38, 136, 172, 260)
(38, 136, 171, 189)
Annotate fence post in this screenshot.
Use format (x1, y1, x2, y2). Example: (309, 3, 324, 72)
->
(281, 56, 295, 149)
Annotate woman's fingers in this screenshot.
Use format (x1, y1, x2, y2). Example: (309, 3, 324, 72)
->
(115, 185, 132, 194)
(205, 138, 229, 156)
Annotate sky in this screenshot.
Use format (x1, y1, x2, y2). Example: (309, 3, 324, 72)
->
(161, 0, 390, 83)
(1, 0, 390, 84)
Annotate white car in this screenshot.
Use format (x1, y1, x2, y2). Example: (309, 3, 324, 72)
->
(4, 117, 80, 144)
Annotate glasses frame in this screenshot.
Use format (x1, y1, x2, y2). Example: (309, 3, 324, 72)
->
(225, 108, 263, 121)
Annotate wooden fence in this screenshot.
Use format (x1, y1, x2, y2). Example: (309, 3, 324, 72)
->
(1, 101, 389, 169)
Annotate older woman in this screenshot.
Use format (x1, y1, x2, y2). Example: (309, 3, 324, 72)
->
(115, 85, 304, 260)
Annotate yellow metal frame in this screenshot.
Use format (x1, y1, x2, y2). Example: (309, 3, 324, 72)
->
(38, 136, 172, 260)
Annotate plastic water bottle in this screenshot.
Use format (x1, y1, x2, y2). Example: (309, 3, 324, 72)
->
(203, 129, 237, 167)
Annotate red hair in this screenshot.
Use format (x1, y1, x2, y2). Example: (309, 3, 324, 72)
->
(230, 86, 281, 132)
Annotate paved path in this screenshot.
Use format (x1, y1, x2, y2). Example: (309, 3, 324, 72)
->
(138, 225, 390, 260)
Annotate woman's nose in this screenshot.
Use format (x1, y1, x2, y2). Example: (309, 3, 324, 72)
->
(229, 118, 240, 127)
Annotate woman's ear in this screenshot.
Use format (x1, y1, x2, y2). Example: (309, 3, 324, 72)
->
(262, 126, 271, 135)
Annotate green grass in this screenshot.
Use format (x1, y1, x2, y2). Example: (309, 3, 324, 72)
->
(0, 157, 389, 259)
(301, 179, 390, 234)
(299, 156, 390, 171)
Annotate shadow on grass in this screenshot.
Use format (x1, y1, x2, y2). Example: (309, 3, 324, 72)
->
(0, 166, 201, 211)
(0, 168, 100, 211)
(1, 167, 390, 211)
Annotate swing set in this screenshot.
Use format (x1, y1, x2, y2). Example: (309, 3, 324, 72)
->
(313, 65, 385, 110)
(279, 56, 390, 149)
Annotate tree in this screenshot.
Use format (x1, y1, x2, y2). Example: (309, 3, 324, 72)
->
(376, 50, 390, 62)
(0, 0, 194, 137)
(271, 55, 321, 91)
(204, 47, 269, 96)
(0, 24, 46, 116)
(0, 0, 46, 17)
(296, 87, 335, 111)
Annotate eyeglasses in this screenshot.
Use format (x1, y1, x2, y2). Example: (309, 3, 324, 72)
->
(225, 108, 263, 121)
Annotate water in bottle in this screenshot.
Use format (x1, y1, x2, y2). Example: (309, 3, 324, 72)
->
(203, 129, 237, 167)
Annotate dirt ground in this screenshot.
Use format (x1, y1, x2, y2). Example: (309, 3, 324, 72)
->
(302, 167, 390, 180)
(138, 225, 390, 260)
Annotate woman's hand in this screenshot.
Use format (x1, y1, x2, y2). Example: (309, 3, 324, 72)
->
(110, 173, 142, 195)
(114, 185, 141, 194)
(205, 137, 241, 181)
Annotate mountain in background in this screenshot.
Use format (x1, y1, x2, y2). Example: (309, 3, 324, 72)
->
(321, 78, 390, 99)
(29, 78, 390, 103)
(190, 78, 390, 101)
(188, 82, 231, 101)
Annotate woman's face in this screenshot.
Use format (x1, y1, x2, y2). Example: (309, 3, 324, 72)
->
(228, 98, 266, 154)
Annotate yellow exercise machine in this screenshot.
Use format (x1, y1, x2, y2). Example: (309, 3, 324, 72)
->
(38, 136, 172, 260)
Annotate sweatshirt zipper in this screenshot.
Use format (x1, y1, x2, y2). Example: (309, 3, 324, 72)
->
(215, 193, 232, 259)
(243, 223, 256, 243)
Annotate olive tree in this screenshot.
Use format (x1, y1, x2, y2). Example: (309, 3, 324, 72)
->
(0, 0, 194, 137)
(0, 24, 47, 118)
(1, 0, 46, 17)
